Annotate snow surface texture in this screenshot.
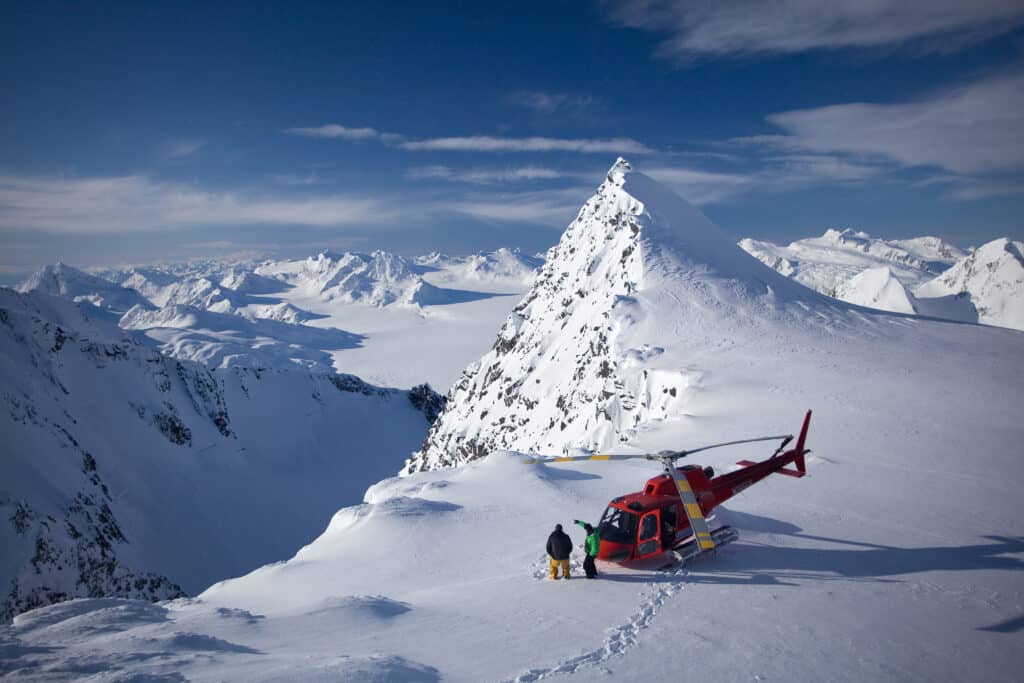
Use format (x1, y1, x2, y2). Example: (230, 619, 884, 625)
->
(19, 249, 540, 389)
(0, 287, 440, 622)
(3, 159, 1023, 682)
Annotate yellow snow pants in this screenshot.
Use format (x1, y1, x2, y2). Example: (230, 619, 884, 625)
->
(549, 558, 570, 579)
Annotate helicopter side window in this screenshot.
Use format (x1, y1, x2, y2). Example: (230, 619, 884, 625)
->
(639, 513, 658, 541)
(661, 505, 677, 549)
(636, 511, 660, 557)
(598, 506, 638, 544)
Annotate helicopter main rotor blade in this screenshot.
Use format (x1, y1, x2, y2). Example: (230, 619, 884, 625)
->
(666, 459, 717, 552)
(522, 453, 661, 465)
(522, 434, 793, 465)
(673, 434, 792, 459)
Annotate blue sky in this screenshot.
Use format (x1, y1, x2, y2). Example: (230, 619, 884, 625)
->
(2, 1, 1023, 280)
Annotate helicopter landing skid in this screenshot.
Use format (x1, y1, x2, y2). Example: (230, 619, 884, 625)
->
(669, 525, 739, 566)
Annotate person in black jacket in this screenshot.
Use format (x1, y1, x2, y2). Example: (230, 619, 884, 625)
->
(546, 524, 573, 580)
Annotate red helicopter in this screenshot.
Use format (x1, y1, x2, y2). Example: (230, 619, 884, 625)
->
(525, 410, 812, 565)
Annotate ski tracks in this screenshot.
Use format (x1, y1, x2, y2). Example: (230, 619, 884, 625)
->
(509, 568, 688, 682)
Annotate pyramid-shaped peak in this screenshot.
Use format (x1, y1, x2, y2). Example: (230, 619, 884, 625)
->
(605, 157, 633, 185)
(406, 160, 820, 473)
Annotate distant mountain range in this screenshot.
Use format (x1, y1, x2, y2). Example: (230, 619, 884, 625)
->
(14, 249, 542, 376)
(740, 229, 1023, 330)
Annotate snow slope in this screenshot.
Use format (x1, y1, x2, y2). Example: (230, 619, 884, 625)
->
(915, 238, 1024, 330)
(0, 287, 439, 622)
(4, 159, 1020, 681)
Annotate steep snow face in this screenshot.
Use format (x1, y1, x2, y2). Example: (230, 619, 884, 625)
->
(16, 263, 152, 315)
(407, 159, 827, 472)
(0, 287, 439, 622)
(738, 229, 962, 308)
(915, 238, 1024, 330)
(835, 266, 917, 314)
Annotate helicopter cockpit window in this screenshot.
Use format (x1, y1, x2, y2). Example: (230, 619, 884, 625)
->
(598, 506, 638, 544)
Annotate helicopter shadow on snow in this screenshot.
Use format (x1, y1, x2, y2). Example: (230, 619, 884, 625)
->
(683, 512, 1024, 598)
(531, 466, 602, 482)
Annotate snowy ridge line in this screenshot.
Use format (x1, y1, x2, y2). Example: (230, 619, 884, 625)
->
(508, 568, 688, 682)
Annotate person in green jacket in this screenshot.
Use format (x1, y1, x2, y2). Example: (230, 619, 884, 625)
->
(574, 519, 600, 579)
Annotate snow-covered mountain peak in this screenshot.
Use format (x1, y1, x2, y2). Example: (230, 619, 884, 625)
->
(915, 237, 1024, 329)
(16, 262, 153, 314)
(821, 227, 865, 244)
(405, 161, 816, 473)
(275, 250, 429, 306)
(835, 266, 917, 314)
(606, 156, 633, 184)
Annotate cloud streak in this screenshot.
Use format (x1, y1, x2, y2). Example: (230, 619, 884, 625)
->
(604, 0, 1024, 59)
(284, 121, 653, 155)
(406, 165, 574, 184)
(162, 139, 205, 160)
(507, 90, 595, 114)
(284, 124, 403, 143)
(759, 73, 1024, 175)
(440, 187, 590, 224)
(398, 135, 653, 154)
(0, 175, 396, 234)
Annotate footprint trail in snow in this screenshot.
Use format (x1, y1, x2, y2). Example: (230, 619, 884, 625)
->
(510, 568, 688, 682)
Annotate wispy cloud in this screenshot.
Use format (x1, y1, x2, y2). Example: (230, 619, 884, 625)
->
(284, 120, 653, 155)
(757, 73, 1024, 175)
(398, 135, 654, 154)
(440, 187, 589, 224)
(406, 165, 574, 184)
(644, 166, 752, 204)
(162, 139, 205, 160)
(0, 175, 396, 233)
(914, 174, 1024, 201)
(507, 90, 594, 114)
(271, 173, 322, 186)
(283, 123, 404, 143)
(603, 0, 1024, 60)
(643, 154, 883, 205)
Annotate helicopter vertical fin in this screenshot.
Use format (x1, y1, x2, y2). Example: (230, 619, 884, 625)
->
(666, 461, 716, 550)
(793, 410, 812, 475)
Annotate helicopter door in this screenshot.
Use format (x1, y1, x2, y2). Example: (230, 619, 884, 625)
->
(661, 505, 678, 550)
(635, 510, 661, 559)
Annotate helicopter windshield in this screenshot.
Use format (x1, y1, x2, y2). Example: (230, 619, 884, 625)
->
(597, 505, 638, 544)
